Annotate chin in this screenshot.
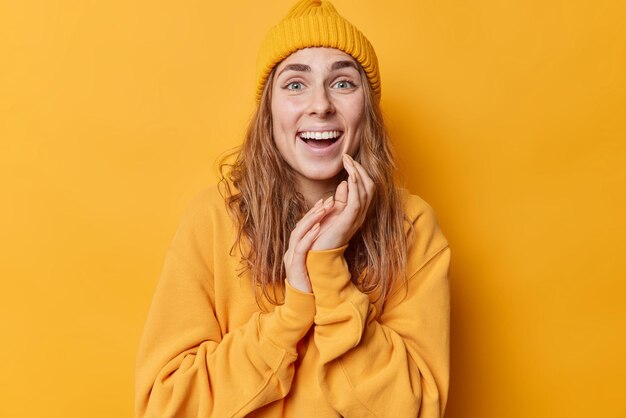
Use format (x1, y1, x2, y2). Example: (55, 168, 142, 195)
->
(300, 164, 344, 182)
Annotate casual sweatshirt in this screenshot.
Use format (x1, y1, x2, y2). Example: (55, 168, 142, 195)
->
(135, 185, 450, 418)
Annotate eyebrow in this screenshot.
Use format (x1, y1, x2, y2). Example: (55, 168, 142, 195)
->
(330, 60, 358, 71)
(278, 63, 310, 78)
(277, 60, 359, 78)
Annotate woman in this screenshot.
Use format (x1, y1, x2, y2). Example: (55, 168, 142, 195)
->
(135, 1, 450, 417)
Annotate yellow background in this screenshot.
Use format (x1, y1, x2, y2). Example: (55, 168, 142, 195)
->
(1, 0, 625, 417)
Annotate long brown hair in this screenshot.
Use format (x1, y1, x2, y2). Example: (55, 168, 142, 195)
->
(219, 64, 410, 309)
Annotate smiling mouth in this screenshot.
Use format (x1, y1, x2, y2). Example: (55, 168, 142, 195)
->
(297, 130, 343, 148)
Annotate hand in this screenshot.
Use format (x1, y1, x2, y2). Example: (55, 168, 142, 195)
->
(283, 197, 333, 292)
(310, 154, 376, 251)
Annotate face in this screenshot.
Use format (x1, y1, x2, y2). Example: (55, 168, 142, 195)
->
(271, 47, 365, 190)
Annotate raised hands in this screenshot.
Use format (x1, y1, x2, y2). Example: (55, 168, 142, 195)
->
(283, 154, 375, 292)
(283, 196, 332, 293)
(311, 154, 375, 251)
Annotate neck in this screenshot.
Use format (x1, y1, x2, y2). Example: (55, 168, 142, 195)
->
(295, 175, 340, 207)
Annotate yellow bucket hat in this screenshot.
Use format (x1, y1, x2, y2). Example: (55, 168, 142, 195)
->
(255, 0, 380, 102)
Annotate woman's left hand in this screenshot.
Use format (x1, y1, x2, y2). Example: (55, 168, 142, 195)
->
(310, 154, 375, 251)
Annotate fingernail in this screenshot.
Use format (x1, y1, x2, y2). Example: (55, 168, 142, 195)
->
(324, 196, 334, 208)
(314, 198, 324, 207)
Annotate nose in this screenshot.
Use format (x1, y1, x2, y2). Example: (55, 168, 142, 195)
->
(307, 85, 335, 117)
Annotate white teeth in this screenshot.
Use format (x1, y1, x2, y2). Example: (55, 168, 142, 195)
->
(298, 131, 341, 140)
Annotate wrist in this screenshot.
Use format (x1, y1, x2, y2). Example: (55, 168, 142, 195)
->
(310, 236, 349, 251)
(287, 276, 312, 293)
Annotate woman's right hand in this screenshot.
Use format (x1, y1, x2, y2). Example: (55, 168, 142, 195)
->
(283, 197, 333, 293)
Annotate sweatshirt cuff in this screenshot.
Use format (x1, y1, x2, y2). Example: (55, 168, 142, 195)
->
(258, 282, 315, 351)
(306, 245, 356, 309)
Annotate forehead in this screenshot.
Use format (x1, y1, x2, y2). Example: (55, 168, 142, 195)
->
(276, 47, 358, 71)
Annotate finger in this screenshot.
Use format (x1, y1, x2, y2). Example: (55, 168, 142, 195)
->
(342, 166, 361, 220)
(334, 180, 348, 206)
(348, 157, 375, 207)
(290, 206, 325, 247)
(290, 222, 321, 280)
(295, 222, 321, 255)
(309, 197, 324, 212)
(288, 202, 326, 250)
(343, 155, 361, 209)
(346, 155, 368, 208)
(349, 156, 372, 189)
(323, 195, 335, 210)
(342, 154, 358, 186)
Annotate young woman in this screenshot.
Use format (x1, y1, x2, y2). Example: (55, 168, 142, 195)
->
(135, 1, 450, 417)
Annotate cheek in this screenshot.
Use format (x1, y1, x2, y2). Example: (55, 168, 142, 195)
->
(272, 98, 301, 134)
(346, 97, 366, 152)
(338, 93, 365, 123)
(354, 97, 366, 123)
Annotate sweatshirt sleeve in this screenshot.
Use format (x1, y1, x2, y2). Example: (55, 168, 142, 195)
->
(306, 199, 450, 418)
(135, 189, 316, 418)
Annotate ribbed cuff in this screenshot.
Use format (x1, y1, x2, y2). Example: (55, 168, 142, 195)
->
(258, 282, 315, 351)
(306, 245, 355, 309)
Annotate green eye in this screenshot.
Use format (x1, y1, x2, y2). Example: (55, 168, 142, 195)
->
(334, 80, 355, 89)
(286, 82, 304, 90)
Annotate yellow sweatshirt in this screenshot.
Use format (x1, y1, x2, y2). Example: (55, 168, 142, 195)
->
(135, 185, 450, 418)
